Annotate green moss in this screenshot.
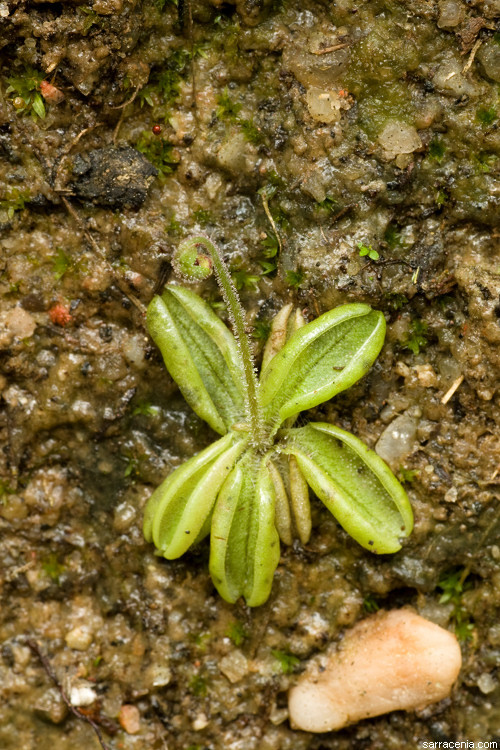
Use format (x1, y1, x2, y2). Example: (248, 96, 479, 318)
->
(384, 224, 402, 249)
(138, 50, 190, 110)
(42, 553, 65, 584)
(52, 248, 72, 281)
(437, 568, 475, 642)
(0, 189, 29, 219)
(403, 318, 428, 355)
(79, 7, 108, 35)
(271, 649, 301, 674)
(315, 196, 341, 215)
(135, 132, 177, 176)
(193, 207, 213, 226)
(225, 620, 248, 646)
(398, 466, 418, 484)
(356, 82, 415, 136)
(363, 594, 380, 613)
(285, 270, 304, 288)
(6, 66, 45, 119)
(216, 88, 242, 121)
(476, 107, 497, 126)
(189, 674, 208, 696)
(386, 293, 409, 311)
(428, 138, 446, 162)
(231, 268, 260, 290)
(240, 118, 262, 144)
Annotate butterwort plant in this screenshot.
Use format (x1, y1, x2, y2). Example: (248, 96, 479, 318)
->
(143, 236, 413, 606)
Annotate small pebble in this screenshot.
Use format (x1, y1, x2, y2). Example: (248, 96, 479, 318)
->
(192, 712, 209, 731)
(288, 609, 462, 732)
(219, 650, 248, 683)
(65, 626, 93, 651)
(119, 704, 141, 734)
(69, 681, 97, 707)
(477, 672, 496, 695)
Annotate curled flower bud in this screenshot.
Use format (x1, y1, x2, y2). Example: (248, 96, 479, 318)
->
(174, 239, 213, 280)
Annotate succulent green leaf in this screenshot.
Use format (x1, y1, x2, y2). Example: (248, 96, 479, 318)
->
(260, 304, 386, 431)
(284, 422, 413, 553)
(210, 453, 281, 606)
(144, 433, 246, 555)
(147, 286, 246, 434)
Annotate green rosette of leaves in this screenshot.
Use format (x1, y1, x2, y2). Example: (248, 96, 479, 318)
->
(143, 236, 413, 606)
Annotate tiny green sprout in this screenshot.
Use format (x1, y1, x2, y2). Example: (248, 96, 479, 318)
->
(0, 188, 29, 219)
(226, 620, 248, 646)
(7, 67, 46, 120)
(272, 649, 301, 674)
(316, 196, 340, 214)
(428, 138, 446, 162)
(403, 318, 429, 355)
(216, 89, 241, 121)
(42, 553, 65, 584)
(143, 236, 413, 606)
(189, 674, 208, 697)
(357, 242, 380, 261)
(285, 270, 304, 289)
(363, 594, 380, 613)
(252, 320, 271, 341)
(52, 247, 72, 281)
(132, 401, 161, 418)
(476, 107, 497, 126)
(398, 466, 418, 484)
(437, 567, 475, 642)
(135, 132, 177, 177)
(231, 268, 260, 291)
(240, 119, 262, 145)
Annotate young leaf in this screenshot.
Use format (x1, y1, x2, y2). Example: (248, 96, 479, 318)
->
(210, 454, 281, 606)
(267, 458, 293, 545)
(288, 454, 311, 545)
(260, 304, 386, 431)
(284, 423, 413, 553)
(147, 286, 246, 434)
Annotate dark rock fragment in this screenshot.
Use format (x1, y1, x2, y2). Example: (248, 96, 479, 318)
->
(70, 146, 158, 210)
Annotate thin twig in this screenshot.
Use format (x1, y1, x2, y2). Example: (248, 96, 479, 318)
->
(312, 42, 349, 55)
(113, 85, 141, 143)
(462, 38, 482, 74)
(260, 192, 282, 255)
(27, 639, 110, 750)
(110, 85, 141, 111)
(441, 374, 464, 404)
(61, 197, 147, 317)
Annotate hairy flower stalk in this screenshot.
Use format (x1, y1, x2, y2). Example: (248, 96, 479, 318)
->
(177, 235, 266, 447)
(143, 236, 413, 606)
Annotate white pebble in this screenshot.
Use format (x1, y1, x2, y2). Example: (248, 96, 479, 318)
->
(288, 609, 462, 733)
(305, 87, 341, 124)
(375, 411, 419, 469)
(69, 681, 97, 707)
(378, 121, 421, 160)
(65, 626, 93, 651)
(477, 672, 496, 695)
(219, 650, 248, 683)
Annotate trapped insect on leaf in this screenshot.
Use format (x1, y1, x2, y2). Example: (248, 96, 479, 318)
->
(143, 236, 413, 606)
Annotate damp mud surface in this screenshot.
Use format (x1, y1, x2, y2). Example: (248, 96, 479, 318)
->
(0, 0, 499, 748)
